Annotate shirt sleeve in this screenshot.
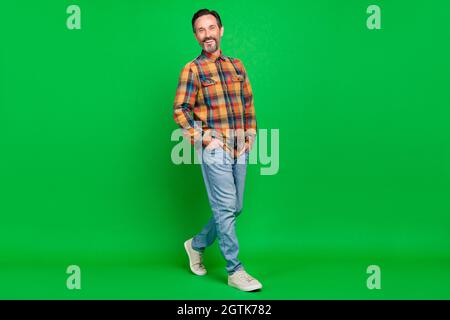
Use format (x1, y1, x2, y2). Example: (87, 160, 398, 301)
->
(235, 59, 257, 142)
(173, 63, 210, 146)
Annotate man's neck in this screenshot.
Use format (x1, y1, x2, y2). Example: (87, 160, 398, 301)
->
(210, 49, 221, 59)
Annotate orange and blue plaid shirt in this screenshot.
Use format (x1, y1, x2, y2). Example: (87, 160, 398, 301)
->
(173, 49, 257, 158)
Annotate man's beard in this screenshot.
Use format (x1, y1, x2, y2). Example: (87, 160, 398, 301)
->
(203, 38, 218, 53)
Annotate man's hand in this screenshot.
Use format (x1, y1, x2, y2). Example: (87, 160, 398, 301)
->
(205, 138, 224, 151)
(237, 136, 255, 157)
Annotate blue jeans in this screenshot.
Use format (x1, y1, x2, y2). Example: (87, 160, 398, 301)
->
(191, 147, 249, 275)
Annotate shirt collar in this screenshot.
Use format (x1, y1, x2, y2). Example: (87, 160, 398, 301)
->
(201, 49, 227, 62)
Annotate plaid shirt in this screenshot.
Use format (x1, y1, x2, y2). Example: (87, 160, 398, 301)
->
(173, 49, 257, 158)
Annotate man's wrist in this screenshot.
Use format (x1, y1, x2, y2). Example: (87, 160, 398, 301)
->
(202, 135, 213, 148)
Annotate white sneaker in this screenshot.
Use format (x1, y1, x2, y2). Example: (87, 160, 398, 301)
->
(228, 269, 263, 292)
(184, 238, 207, 276)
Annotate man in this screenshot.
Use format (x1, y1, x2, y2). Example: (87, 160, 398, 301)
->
(173, 9, 262, 292)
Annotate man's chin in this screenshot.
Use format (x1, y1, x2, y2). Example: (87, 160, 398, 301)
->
(203, 44, 218, 53)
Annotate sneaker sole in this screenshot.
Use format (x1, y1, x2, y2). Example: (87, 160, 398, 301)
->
(184, 240, 207, 276)
(228, 281, 263, 292)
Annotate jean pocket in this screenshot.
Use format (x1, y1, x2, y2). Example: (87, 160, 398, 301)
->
(204, 146, 217, 154)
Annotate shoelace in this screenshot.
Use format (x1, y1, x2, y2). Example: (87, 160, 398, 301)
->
(193, 253, 205, 269)
(238, 272, 255, 282)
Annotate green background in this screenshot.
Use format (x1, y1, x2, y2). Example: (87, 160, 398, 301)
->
(1, 0, 449, 299)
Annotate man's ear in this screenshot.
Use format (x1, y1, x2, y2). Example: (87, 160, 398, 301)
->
(220, 26, 224, 37)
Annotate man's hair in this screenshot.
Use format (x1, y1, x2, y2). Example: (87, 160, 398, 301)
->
(192, 9, 222, 33)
